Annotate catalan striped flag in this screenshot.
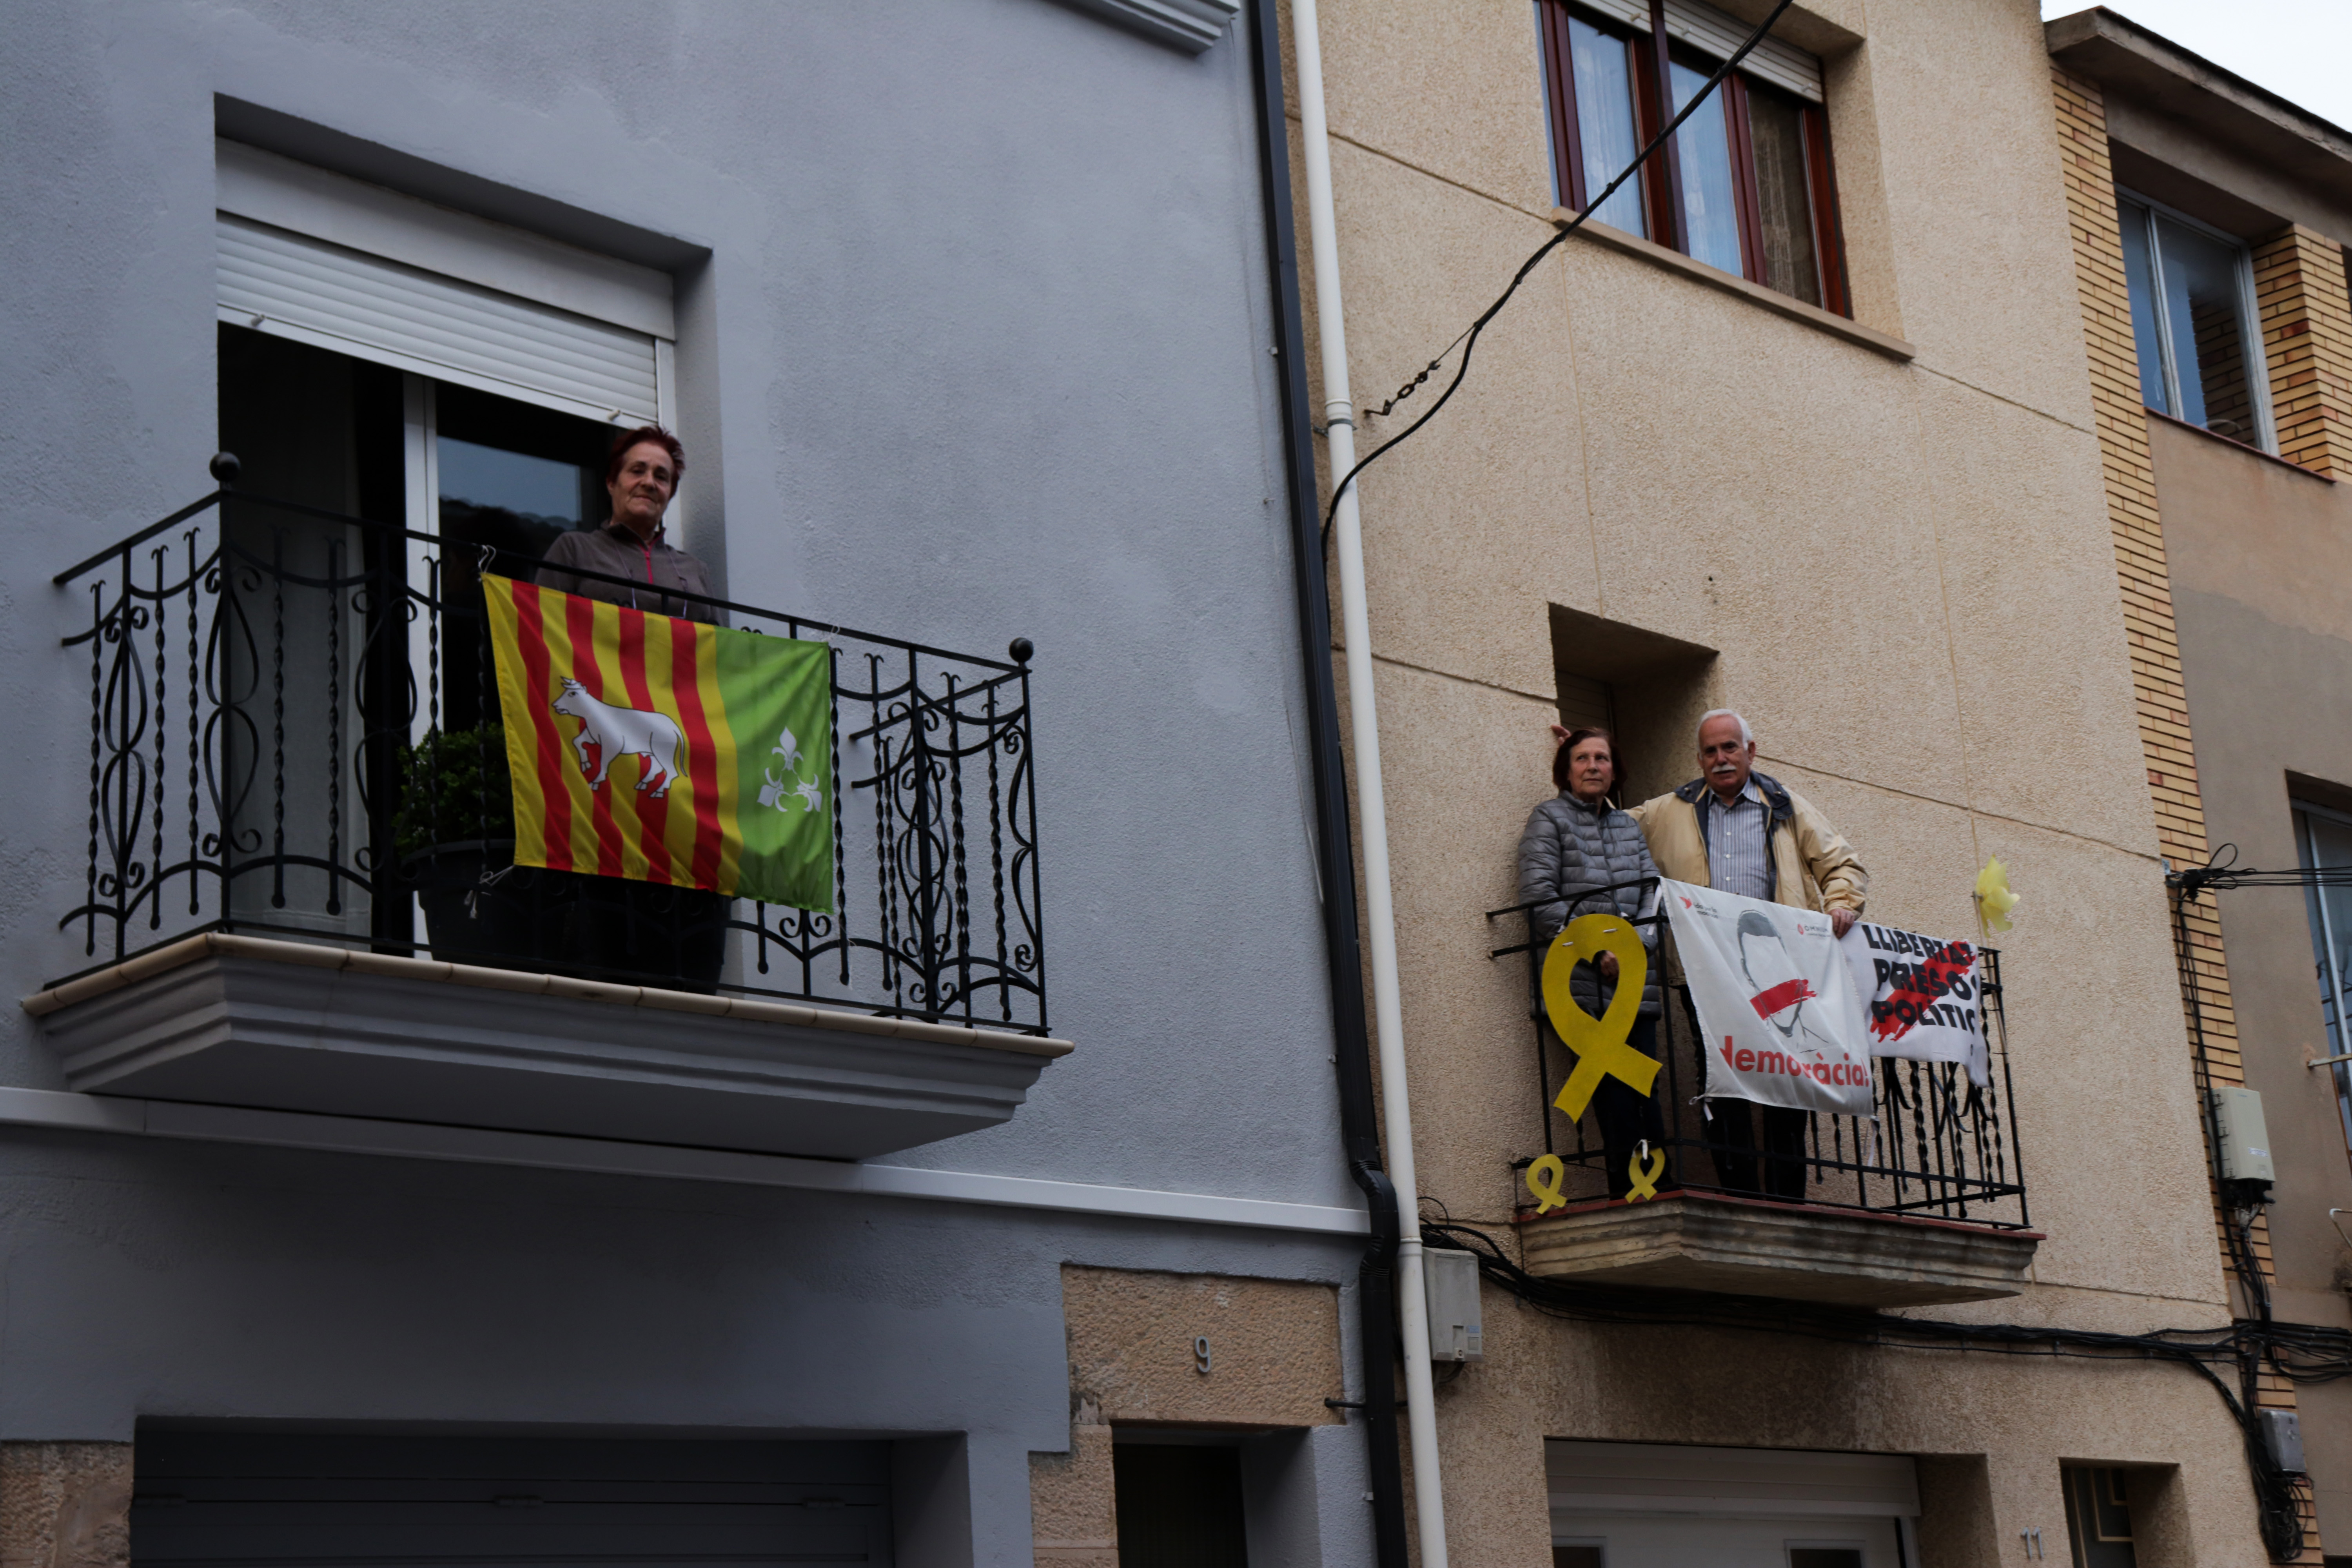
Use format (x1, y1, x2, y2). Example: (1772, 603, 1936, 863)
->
(481, 575, 833, 911)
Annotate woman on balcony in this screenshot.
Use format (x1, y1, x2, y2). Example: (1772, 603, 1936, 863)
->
(535, 425, 718, 624)
(535, 426, 727, 991)
(1516, 728, 1671, 1201)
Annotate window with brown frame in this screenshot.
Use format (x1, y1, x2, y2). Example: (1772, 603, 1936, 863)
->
(1539, 0, 1850, 316)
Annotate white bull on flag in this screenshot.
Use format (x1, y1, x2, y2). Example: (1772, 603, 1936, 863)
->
(1659, 878, 1877, 1117)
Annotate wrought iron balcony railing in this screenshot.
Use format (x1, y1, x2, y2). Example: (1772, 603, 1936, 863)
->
(1488, 878, 2028, 1229)
(54, 460, 1047, 1034)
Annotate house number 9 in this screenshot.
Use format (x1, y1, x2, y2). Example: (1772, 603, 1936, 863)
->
(1194, 1336, 1212, 1375)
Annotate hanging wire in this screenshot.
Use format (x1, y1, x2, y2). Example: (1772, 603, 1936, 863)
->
(2171, 841, 2352, 895)
(1319, 0, 1800, 549)
(1423, 1221, 2313, 1558)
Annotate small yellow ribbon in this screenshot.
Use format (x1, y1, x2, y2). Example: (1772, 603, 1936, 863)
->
(1975, 855, 2020, 936)
(1524, 1153, 1568, 1214)
(1626, 1141, 1666, 1202)
(1542, 913, 1660, 1121)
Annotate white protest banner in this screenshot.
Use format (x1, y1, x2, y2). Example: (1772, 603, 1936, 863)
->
(1659, 878, 1876, 1116)
(1839, 921, 1990, 1087)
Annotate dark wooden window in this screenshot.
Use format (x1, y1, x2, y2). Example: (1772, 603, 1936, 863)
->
(1539, 0, 1850, 316)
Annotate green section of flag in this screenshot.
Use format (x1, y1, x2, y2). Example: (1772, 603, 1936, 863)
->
(718, 632, 834, 911)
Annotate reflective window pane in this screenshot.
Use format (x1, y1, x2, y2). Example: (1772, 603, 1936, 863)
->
(432, 385, 614, 735)
(2296, 808, 2352, 1156)
(2117, 201, 2170, 415)
(1746, 80, 1819, 306)
(1567, 16, 1646, 240)
(1670, 60, 1744, 277)
(439, 438, 587, 527)
(2155, 214, 2257, 443)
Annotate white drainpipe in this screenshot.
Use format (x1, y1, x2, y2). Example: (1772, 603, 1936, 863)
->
(1285, 3, 1450, 1564)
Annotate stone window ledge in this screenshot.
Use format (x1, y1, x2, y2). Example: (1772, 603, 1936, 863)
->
(1552, 209, 1917, 363)
(2147, 407, 2338, 483)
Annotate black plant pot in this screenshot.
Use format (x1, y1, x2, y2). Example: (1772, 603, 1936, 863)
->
(407, 844, 566, 973)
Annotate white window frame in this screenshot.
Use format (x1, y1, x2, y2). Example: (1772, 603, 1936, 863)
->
(2118, 186, 2277, 454)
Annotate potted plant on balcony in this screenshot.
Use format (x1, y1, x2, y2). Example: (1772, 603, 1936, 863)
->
(395, 724, 564, 970)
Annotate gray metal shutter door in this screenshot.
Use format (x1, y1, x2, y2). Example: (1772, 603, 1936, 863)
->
(217, 214, 662, 425)
(131, 1433, 893, 1568)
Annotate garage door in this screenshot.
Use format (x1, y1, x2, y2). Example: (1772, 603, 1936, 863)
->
(1548, 1439, 1919, 1568)
(131, 1433, 892, 1568)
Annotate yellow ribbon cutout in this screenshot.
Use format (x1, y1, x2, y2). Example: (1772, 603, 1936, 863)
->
(1542, 912, 1660, 1122)
(1626, 1141, 1666, 1202)
(1524, 1153, 1568, 1214)
(1975, 855, 2020, 936)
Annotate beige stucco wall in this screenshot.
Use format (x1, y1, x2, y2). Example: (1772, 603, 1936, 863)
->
(1289, 0, 2262, 1561)
(0, 1443, 131, 1568)
(1029, 1267, 1345, 1564)
(2156, 412, 2352, 1542)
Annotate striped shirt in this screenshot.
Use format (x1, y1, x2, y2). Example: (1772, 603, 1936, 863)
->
(1703, 780, 1773, 902)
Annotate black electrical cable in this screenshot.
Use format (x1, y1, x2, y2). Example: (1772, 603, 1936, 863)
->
(1317, 0, 1798, 548)
(1422, 1222, 2314, 1559)
(2170, 842, 2352, 895)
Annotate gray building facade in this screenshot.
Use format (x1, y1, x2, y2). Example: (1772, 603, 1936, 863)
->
(2, 3, 1380, 1564)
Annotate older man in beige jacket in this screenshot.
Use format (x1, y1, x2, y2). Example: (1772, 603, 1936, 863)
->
(1619, 708, 1868, 1199)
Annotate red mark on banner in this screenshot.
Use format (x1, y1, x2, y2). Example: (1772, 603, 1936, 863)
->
(1749, 977, 1817, 1017)
(1872, 942, 1976, 1042)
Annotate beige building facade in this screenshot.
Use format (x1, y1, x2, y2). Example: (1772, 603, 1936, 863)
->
(1281, 0, 2342, 1562)
(2049, 8, 2352, 1562)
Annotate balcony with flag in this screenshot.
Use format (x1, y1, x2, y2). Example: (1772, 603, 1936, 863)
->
(27, 460, 1067, 1162)
(1484, 879, 2040, 1310)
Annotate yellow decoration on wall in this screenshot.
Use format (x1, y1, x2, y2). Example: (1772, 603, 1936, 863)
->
(1524, 1153, 1568, 1214)
(1541, 913, 1659, 1121)
(1975, 855, 2020, 936)
(1626, 1142, 1666, 1202)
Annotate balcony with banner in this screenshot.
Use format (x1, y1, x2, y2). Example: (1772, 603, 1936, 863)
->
(25, 459, 1067, 1162)
(1486, 878, 2039, 1310)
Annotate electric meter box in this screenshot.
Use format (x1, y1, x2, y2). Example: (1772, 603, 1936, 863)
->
(1423, 1250, 1483, 1363)
(2211, 1086, 2276, 1184)
(2262, 1408, 2307, 1473)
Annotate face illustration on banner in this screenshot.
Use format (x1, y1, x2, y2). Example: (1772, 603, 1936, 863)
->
(1736, 910, 1818, 1037)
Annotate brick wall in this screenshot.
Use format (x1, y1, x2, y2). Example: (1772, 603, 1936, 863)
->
(2053, 63, 2317, 1560)
(2255, 225, 2352, 477)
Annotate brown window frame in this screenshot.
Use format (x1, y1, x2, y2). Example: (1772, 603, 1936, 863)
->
(1539, 0, 1851, 318)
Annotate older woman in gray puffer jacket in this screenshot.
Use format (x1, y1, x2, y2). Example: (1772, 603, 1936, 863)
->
(1516, 726, 1673, 1200)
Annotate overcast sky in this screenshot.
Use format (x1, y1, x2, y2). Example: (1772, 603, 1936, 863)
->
(2046, 0, 2352, 132)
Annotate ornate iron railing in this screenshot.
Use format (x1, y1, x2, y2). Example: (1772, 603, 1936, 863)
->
(53, 459, 1048, 1034)
(1488, 878, 2028, 1228)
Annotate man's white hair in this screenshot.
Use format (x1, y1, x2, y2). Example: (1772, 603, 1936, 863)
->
(1697, 708, 1754, 746)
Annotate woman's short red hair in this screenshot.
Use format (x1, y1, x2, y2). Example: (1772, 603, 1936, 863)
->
(606, 425, 685, 485)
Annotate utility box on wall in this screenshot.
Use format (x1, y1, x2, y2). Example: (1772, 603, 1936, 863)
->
(1424, 1250, 1483, 1362)
(2261, 1408, 2306, 1473)
(2212, 1086, 2276, 1187)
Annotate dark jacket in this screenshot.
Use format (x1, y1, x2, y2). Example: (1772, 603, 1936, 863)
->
(1515, 791, 1664, 1018)
(536, 523, 719, 624)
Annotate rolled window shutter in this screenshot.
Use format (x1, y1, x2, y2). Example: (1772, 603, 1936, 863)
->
(1660, 0, 1824, 102)
(216, 213, 661, 425)
(1575, 0, 1652, 31)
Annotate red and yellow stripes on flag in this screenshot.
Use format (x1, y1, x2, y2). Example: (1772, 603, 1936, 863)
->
(482, 574, 740, 893)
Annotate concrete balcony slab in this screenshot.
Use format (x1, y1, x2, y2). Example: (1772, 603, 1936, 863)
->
(26, 933, 1071, 1161)
(1517, 1192, 2040, 1308)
